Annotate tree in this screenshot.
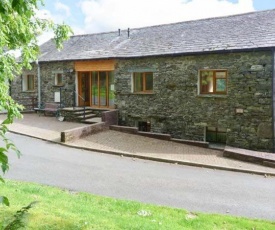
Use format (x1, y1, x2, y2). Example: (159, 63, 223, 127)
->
(0, 0, 73, 205)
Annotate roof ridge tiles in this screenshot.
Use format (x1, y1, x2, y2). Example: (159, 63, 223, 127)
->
(68, 8, 275, 38)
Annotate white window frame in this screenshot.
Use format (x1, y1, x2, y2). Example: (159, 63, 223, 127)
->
(22, 74, 35, 92)
(54, 72, 63, 86)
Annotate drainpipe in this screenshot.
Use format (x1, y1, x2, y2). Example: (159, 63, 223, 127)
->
(272, 49, 275, 153)
(36, 60, 41, 108)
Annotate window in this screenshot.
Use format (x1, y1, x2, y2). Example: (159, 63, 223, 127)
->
(133, 72, 153, 93)
(138, 121, 151, 132)
(55, 73, 63, 86)
(199, 70, 227, 94)
(22, 74, 35, 91)
(206, 127, 226, 143)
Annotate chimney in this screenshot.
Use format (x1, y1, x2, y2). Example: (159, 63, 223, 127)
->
(118, 29, 120, 36)
(128, 28, 130, 38)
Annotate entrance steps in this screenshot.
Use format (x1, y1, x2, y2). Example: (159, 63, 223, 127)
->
(82, 117, 102, 124)
(61, 107, 107, 124)
(60, 108, 119, 142)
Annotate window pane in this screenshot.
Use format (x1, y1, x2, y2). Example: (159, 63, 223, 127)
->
(145, 73, 153, 91)
(216, 72, 226, 78)
(201, 71, 214, 93)
(216, 78, 226, 92)
(134, 73, 143, 92)
(108, 71, 115, 107)
(57, 74, 62, 85)
(92, 72, 98, 105)
(99, 72, 107, 106)
(28, 75, 34, 90)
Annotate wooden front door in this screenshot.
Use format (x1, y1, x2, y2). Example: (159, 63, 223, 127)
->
(91, 71, 115, 108)
(78, 71, 115, 108)
(91, 72, 108, 107)
(78, 72, 90, 106)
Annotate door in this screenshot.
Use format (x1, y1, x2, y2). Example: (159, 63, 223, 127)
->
(78, 72, 90, 106)
(91, 71, 114, 108)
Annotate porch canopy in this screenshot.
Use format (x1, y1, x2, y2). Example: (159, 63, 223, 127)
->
(74, 60, 115, 72)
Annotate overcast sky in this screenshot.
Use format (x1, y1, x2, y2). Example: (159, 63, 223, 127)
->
(38, 0, 275, 43)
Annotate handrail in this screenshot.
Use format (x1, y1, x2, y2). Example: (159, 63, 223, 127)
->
(76, 93, 85, 102)
(74, 91, 86, 119)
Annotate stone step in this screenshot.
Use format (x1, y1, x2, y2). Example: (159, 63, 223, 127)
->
(72, 110, 95, 116)
(76, 113, 97, 120)
(62, 107, 94, 111)
(81, 117, 102, 124)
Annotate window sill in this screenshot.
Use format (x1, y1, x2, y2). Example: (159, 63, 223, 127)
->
(197, 94, 227, 98)
(53, 84, 64, 87)
(22, 90, 35, 93)
(117, 92, 155, 95)
(132, 92, 155, 95)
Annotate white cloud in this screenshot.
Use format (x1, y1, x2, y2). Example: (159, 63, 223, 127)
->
(37, 2, 71, 24)
(36, 9, 53, 21)
(79, 0, 255, 33)
(35, 2, 73, 45)
(37, 31, 55, 45)
(34, 9, 55, 44)
(55, 1, 71, 18)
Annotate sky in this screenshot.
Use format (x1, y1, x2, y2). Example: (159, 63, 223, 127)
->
(38, 0, 275, 43)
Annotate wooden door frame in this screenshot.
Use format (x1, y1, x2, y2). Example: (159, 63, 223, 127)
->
(78, 71, 114, 108)
(78, 72, 91, 106)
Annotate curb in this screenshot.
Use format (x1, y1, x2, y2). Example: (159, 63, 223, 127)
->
(8, 130, 275, 177)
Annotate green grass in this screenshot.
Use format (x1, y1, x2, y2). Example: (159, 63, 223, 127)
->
(1, 180, 274, 230)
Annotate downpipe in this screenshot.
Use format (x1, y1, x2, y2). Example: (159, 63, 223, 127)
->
(36, 60, 41, 108)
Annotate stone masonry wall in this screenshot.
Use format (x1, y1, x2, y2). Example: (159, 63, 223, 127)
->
(39, 61, 75, 108)
(11, 61, 75, 109)
(115, 51, 273, 152)
(11, 64, 38, 110)
(11, 52, 273, 152)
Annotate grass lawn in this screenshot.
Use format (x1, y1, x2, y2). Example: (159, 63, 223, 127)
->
(1, 180, 274, 230)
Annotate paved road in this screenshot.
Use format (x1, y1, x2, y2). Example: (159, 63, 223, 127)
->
(4, 133, 275, 221)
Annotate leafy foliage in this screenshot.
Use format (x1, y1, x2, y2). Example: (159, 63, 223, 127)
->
(0, 0, 73, 205)
(3, 201, 38, 230)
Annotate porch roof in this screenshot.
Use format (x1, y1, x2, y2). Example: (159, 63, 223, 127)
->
(38, 9, 275, 62)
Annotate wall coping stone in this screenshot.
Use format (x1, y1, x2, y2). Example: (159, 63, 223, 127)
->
(137, 131, 171, 140)
(110, 125, 211, 147)
(110, 125, 138, 134)
(61, 122, 106, 142)
(223, 146, 275, 168)
(171, 138, 209, 148)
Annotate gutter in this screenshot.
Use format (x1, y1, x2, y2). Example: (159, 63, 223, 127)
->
(272, 49, 275, 153)
(37, 47, 273, 63)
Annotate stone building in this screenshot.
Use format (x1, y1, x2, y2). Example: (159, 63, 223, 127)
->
(10, 9, 275, 152)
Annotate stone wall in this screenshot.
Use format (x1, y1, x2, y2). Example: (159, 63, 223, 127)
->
(102, 110, 119, 126)
(11, 61, 76, 109)
(39, 61, 76, 107)
(11, 64, 38, 110)
(115, 51, 273, 152)
(11, 51, 274, 152)
(61, 122, 107, 142)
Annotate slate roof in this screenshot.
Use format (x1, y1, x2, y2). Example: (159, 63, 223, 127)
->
(39, 9, 275, 62)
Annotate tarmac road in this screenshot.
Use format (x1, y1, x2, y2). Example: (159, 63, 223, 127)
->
(4, 133, 275, 221)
